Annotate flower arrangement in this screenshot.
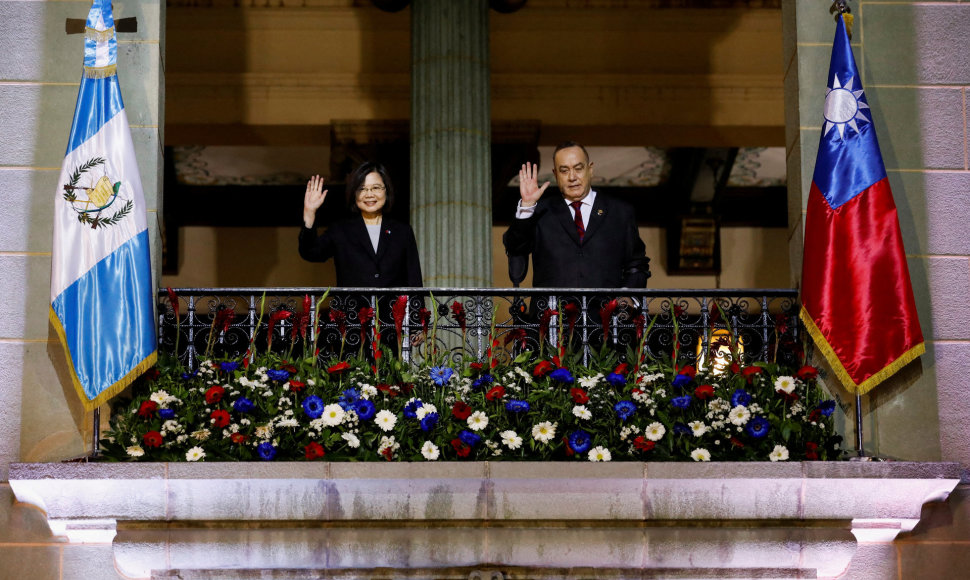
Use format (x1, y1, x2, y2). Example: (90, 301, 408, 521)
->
(101, 297, 841, 463)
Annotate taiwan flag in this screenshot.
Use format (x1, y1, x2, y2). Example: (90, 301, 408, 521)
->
(800, 15, 924, 395)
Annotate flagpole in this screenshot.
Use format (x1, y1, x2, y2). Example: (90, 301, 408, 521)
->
(92, 408, 101, 457)
(855, 393, 864, 457)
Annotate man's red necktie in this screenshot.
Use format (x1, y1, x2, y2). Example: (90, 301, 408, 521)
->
(571, 200, 585, 242)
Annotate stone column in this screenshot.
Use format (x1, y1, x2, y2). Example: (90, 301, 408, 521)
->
(410, 0, 492, 288)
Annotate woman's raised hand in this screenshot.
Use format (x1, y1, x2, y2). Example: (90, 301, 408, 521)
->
(519, 162, 549, 208)
(303, 175, 328, 228)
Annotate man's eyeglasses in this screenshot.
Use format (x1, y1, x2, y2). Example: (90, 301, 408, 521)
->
(358, 185, 386, 195)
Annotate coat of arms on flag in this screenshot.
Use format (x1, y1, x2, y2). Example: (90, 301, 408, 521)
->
(800, 14, 924, 395)
(49, 0, 157, 411)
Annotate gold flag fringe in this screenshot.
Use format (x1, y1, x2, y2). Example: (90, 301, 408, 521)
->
(85, 26, 116, 43)
(83, 64, 117, 79)
(49, 306, 158, 412)
(799, 306, 925, 395)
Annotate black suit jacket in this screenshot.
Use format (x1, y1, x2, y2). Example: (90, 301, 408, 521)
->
(299, 215, 423, 287)
(503, 192, 650, 288)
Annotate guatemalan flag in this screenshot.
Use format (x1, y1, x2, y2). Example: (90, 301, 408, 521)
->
(800, 15, 924, 395)
(49, 0, 156, 411)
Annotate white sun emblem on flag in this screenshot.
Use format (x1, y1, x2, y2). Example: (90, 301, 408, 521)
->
(823, 73, 870, 139)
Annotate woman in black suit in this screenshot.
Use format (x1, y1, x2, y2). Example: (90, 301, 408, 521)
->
(299, 161, 422, 287)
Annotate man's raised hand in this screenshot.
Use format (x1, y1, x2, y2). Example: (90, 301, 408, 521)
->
(303, 175, 328, 228)
(519, 162, 550, 208)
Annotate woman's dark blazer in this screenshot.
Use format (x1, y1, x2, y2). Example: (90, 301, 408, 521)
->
(299, 215, 423, 287)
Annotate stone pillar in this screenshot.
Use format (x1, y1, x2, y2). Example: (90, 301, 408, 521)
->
(411, 0, 492, 288)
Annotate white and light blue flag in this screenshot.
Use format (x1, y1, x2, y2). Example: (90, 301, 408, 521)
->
(50, 0, 156, 411)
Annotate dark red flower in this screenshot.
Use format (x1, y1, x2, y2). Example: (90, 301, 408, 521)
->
(694, 384, 715, 400)
(708, 300, 722, 325)
(634, 314, 647, 340)
(778, 390, 800, 403)
(741, 366, 763, 383)
(142, 430, 163, 448)
(210, 409, 231, 428)
(563, 436, 575, 456)
(673, 304, 685, 318)
(358, 307, 375, 344)
(400, 382, 415, 395)
(138, 400, 158, 419)
(485, 385, 506, 401)
(775, 314, 789, 335)
(613, 363, 630, 375)
(380, 447, 394, 461)
(469, 362, 484, 372)
(633, 436, 655, 452)
(563, 302, 581, 336)
(230, 433, 248, 444)
(205, 385, 225, 404)
(214, 306, 236, 335)
(570, 388, 590, 404)
(166, 287, 180, 320)
(808, 409, 822, 423)
(144, 367, 161, 381)
(450, 301, 467, 332)
(417, 307, 431, 333)
(533, 360, 555, 377)
(730, 436, 745, 448)
(267, 309, 293, 349)
(805, 441, 819, 461)
(505, 328, 527, 350)
(797, 365, 819, 380)
(599, 299, 619, 340)
(329, 309, 347, 337)
(304, 442, 326, 460)
(377, 383, 399, 397)
(327, 361, 351, 374)
(288, 380, 306, 392)
(452, 401, 473, 420)
(538, 308, 558, 344)
(680, 365, 697, 378)
(730, 362, 741, 374)
(392, 295, 409, 343)
(451, 438, 471, 458)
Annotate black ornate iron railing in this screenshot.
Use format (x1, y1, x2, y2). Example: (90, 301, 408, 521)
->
(158, 288, 802, 370)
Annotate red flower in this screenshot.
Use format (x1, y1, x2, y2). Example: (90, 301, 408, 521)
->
(358, 307, 375, 344)
(504, 328, 527, 350)
(267, 309, 293, 349)
(708, 300, 722, 325)
(328, 361, 351, 374)
(680, 365, 697, 378)
(210, 409, 231, 428)
(730, 362, 741, 374)
(144, 367, 161, 381)
(417, 307, 431, 334)
(633, 436, 655, 452)
(741, 366, 763, 383)
(451, 439, 471, 458)
(808, 409, 822, 423)
(214, 306, 236, 335)
(562, 302, 581, 336)
(805, 441, 819, 461)
(533, 360, 555, 377)
(797, 365, 819, 380)
(563, 436, 575, 456)
(400, 382, 415, 395)
(142, 431, 163, 448)
(778, 390, 800, 403)
(138, 400, 158, 419)
(166, 287, 180, 320)
(570, 388, 590, 404)
(205, 385, 225, 404)
(288, 380, 306, 393)
(730, 436, 745, 448)
(538, 308, 558, 344)
(634, 314, 647, 340)
(392, 295, 409, 343)
(694, 384, 715, 400)
(599, 299, 619, 340)
(380, 447, 394, 461)
(613, 363, 630, 376)
(329, 309, 348, 337)
(450, 301, 467, 332)
(304, 442, 326, 460)
(230, 433, 248, 444)
(775, 314, 789, 335)
(673, 304, 685, 318)
(452, 401, 473, 420)
(377, 383, 399, 397)
(485, 385, 506, 401)
(469, 362, 484, 372)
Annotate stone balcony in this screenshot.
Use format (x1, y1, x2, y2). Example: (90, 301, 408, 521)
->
(7, 461, 964, 579)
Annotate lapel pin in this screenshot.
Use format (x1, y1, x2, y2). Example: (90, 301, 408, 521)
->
(597, 209, 604, 216)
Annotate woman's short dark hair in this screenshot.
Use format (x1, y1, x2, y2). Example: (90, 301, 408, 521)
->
(345, 161, 395, 213)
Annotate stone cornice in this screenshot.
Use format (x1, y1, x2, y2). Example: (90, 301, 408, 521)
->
(167, 0, 781, 9)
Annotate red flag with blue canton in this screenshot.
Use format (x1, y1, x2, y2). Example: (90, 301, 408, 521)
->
(800, 15, 924, 395)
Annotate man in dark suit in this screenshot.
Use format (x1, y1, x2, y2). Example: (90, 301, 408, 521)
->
(503, 142, 650, 288)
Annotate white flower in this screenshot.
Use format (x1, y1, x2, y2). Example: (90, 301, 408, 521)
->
(644, 422, 666, 442)
(321, 404, 345, 427)
(467, 411, 489, 431)
(162, 420, 182, 434)
(774, 375, 796, 394)
(342, 432, 360, 448)
(375, 410, 397, 432)
(578, 375, 602, 389)
(150, 390, 173, 405)
(531, 421, 557, 443)
(185, 446, 205, 461)
(191, 429, 211, 441)
(588, 446, 612, 462)
(769, 445, 790, 462)
(276, 417, 299, 428)
(691, 448, 711, 461)
(729, 405, 751, 426)
(501, 430, 523, 450)
(415, 403, 438, 420)
(126, 445, 144, 457)
(361, 385, 378, 399)
(421, 441, 440, 460)
(254, 424, 274, 440)
(688, 421, 709, 437)
(572, 405, 592, 420)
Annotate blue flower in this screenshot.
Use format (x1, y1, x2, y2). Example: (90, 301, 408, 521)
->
(671, 374, 691, 388)
(614, 400, 637, 421)
(302, 395, 325, 419)
(549, 368, 575, 384)
(430, 366, 454, 386)
(471, 374, 494, 391)
(606, 373, 626, 387)
(671, 395, 692, 409)
(354, 399, 376, 421)
(673, 421, 692, 435)
(338, 388, 360, 410)
(220, 361, 241, 373)
(420, 412, 439, 433)
(818, 400, 836, 417)
(233, 397, 255, 414)
(568, 430, 592, 453)
(267, 369, 290, 382)
(731, 389, 752, 407)
(403, 398, 424, 419)
(256, 442, 277, 461)
(459, 429, 481, 447)
(159, 408, 176, 420)
(180, 369, 199, 380)
(745, 416, 771, 438)
(505, 399, 530, 413)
